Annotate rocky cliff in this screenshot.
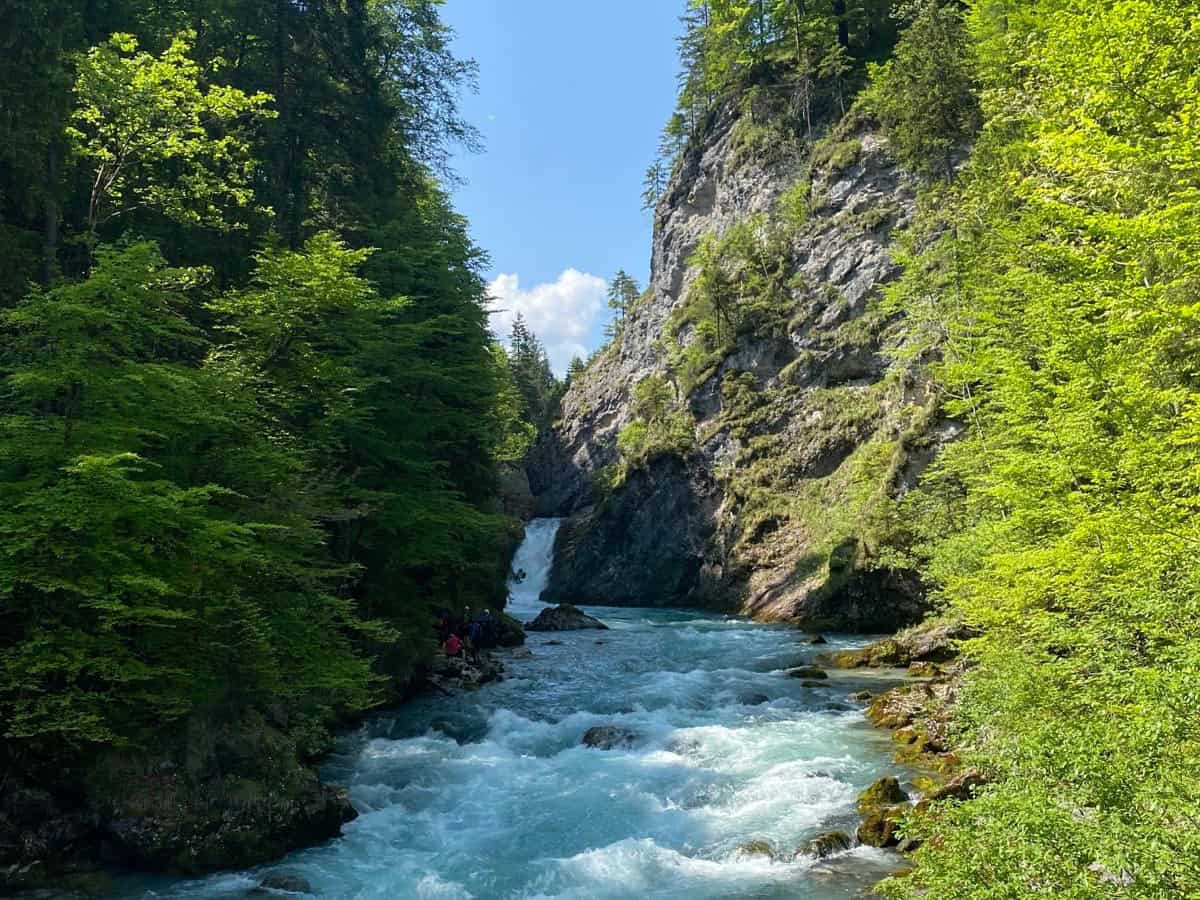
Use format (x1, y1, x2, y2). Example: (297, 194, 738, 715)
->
(530, 105, 956, 631)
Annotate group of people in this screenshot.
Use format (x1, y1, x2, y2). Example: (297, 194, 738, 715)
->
(436, 608, 502, 663)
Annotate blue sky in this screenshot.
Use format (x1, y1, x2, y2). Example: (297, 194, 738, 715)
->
(441, 1, 683, 373)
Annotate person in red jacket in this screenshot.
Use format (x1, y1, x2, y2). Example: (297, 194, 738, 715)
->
(443, 633, 463, 658)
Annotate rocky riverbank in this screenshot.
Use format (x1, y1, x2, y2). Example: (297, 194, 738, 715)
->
(0, 711, 356, 896)
(1, 622, 526, 897)
(827, 619, 987, 873)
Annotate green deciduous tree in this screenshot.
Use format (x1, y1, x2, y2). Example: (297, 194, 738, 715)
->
(874, 2, 1200, 896)
(68, 31, 274, 237)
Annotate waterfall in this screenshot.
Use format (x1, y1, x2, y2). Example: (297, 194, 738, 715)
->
(505, 517, 562, 621)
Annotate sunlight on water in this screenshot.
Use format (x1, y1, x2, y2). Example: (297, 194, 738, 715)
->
(116, 519, 911, 900)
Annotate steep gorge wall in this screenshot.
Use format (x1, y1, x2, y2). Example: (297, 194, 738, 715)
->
(530, 106, 955, 631)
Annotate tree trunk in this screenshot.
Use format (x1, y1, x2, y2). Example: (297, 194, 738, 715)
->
(42, 144, 59, 285)
(833, 0, 850, 48)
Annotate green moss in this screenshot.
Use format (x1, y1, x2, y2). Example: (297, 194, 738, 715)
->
(811, 136, 862, 174)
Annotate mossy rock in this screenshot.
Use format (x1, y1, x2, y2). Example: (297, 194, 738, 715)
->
(814, 649, 871, 669)
(798, 830, 853, 859)
(914, 769, 987, 814)
(857, 776, 908, 813)
(865, 639, 908, 666)
(497, 614, 527, 647)
(866, 693, 916, 729)
(907, 661, 938, 678)
(857, 804, 907, 848)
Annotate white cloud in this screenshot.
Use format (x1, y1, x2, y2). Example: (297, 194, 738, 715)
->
(488, 269, 606, 376)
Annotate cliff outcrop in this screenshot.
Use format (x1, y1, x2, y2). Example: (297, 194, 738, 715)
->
(531, 106, 953, 630)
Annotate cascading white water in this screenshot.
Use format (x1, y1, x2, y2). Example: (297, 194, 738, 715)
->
(115, 518, 911, 900)
(504, 517, 562, 621)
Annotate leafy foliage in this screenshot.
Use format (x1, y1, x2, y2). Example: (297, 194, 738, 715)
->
(68, 32, 273, 235)
(861, 1, 979, 178)
(0, 1, 532, 790)
(868, 2, 1200, 896)
(648, 0, 899, 185)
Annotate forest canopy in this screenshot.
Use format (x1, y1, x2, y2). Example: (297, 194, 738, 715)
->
(0, 0, 556, 777)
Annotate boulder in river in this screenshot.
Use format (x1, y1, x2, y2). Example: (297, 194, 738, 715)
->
(856, 776, 910, 849)
(857, 805, 906, 848)
(857, 776, 908, 812)
(526, 604, 609, 632)
(797, 830, 852, 859)
(581, 726, 638, 750)
(496, 613, 528, 647)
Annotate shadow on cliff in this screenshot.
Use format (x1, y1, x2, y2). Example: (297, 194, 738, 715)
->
(538, 456, 726, 609)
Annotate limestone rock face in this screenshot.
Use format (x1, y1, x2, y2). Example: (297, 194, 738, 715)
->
(540, 458, 722, 608)
(525, 604, 609, 632)
(528, 104, 948, 630)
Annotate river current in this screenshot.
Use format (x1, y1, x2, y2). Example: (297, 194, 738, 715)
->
(117, 518, 910, 899)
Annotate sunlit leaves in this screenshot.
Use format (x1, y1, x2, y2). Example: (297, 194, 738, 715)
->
(68, 31, 274, 233)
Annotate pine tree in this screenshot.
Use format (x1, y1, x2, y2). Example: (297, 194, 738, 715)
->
(565, 356, 587, 387)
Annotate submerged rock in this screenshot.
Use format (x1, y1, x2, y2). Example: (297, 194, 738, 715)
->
(735, 839, 777, 859)
(797, 831, 853, 859)
(249, 872, 313, 894)
(809, 634, 829, 645)
(526, 604, 609, 631)
(581, 726, 638, 750)
(787, 665, 829, 680)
